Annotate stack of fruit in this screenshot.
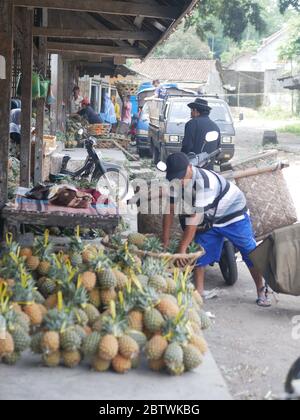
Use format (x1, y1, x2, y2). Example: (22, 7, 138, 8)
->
(31, 307, 84, 368)
(0, 285, 31, 365)
(82, 301, 141, 374)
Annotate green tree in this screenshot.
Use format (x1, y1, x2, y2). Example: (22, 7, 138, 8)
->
(152, 25, 211, 59)
(185, 0, 266, 43)
(279, 0, 300, 12)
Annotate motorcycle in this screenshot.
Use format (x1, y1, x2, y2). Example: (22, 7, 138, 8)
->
(50, 129, 129, 201)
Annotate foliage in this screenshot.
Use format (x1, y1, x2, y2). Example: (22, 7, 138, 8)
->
(279, 0, 300, 13)
(152, 24, 211, 59)
(221, 40, 259, 64)
(185, 0, 266, 43)
(279, 17, 300, 60)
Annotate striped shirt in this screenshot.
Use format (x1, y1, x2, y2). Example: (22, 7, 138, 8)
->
(172, 167, 247, 228)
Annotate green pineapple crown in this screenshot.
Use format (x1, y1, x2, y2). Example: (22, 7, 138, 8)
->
(101, 301, 128, 338)
(33, 230, 54, 260)
(142, 257, 168, 277)
(69, 226, 84, 254)
(12, 271, 36, 304)
(142, 236, 163, 253)
(122, 285, 159, 313)
(43, 308, 73, 332)
(162, 311, 191, 346)
(0, 238, 27, 281)
(89, 249, 112, 273)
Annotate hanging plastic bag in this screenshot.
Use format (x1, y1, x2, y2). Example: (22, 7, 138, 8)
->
(46, 83, 56, 105)
(32, 72, 40, 99)
(39, 76, 50, 98)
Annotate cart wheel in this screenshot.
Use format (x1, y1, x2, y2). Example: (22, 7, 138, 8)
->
(219, 240, 238, 286)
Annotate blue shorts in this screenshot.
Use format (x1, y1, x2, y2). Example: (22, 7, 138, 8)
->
(194, 214, 257, 268)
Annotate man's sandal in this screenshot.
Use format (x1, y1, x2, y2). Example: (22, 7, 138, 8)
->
(256, 286, 272, 308)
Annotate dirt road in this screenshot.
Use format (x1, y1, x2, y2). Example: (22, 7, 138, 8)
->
(204, 121, 300, 400)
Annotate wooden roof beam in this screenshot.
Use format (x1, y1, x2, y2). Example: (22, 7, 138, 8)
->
(33, 27, 157, 41)
(48, 42, 144, 58)
(13, 0, 180, 20)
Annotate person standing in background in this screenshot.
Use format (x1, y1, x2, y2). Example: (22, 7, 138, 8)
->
(112, 96, 121, 123)
(71, 86, 83, 114)
(122, 96, 132, 127)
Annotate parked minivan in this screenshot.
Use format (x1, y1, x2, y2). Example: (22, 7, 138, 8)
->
(135, 85, 195, 158)
(148, 95, 235, 163)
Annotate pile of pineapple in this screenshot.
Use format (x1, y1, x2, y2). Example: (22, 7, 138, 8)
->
(0, 228, 210, 375)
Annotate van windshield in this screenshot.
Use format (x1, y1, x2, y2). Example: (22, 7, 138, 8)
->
(169, 101, 232, 124)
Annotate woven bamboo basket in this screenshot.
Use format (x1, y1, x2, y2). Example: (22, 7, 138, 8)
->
(102, 236, 205, 269)
(115, 81, 139, 99)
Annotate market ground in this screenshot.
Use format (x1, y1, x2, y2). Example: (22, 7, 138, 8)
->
(204, 118, 300, 400)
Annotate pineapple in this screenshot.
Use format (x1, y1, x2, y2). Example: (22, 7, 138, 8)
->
(45, 294, 58, 310)
(26, 256, 40, 271)
(88, 289, 101, 308)
(164, 343, 184, 376)
(82, 332, 101, 357)
(113, 269, 128, 290)
(100, 289, 117, 307)
(156, 298, 180, 319)
(118, 335, 139, 360)
(199, 311, 211, 330)
(81, 272, 97, 292)
(41, 331, 60, 353)
(2, 352, 21, 365)
(0, 332, 14, 357)
(30, 332, 44, 354)
(83, 304, 100, 325)
(10, 326, 31, 353)
(23, 303, 43, 326)
(128, 233, 147, 249)
(112, 354, 132, 374)
(143, 308, 165, 334)
(19, 248, 33, 260)
(128, 310, 143, 332)
(127, 330, 147, 350)
(148, 275, 167, 293)
(98, 268, 117, 291)
(98, 335, 119, 361)
(60, 328, 81, 352)
(38, 277, 57, 298)
(62, 350, 81, 368)
(145, 335, 168, 361)
(32, 231, 54, 275)
(149, 358, 165, 372)
(182, 344, 203, 371)
(42, 351, 61, 367)
(92, 356, 111, 372)
(69, 229, 84, 266)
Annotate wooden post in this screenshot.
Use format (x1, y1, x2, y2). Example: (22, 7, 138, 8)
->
(56, 55, 64, 132)
(0, 1, 14, 208)
(19, 7, 33, 187)
(34, 9, 48, 185)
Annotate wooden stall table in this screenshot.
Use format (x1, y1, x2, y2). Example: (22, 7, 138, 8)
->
(1, 195, 120, 240)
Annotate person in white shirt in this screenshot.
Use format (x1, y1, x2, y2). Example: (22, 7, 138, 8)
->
(71, 86, 83, 114)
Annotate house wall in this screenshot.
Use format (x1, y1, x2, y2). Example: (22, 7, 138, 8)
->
(228, 30, 289, 73)
(206, 64, 225, 97)
(264, 69, 294, 112)
(223, 69, 264, 108)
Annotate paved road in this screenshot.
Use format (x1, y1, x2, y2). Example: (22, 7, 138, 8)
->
(204, 120, 300, 400)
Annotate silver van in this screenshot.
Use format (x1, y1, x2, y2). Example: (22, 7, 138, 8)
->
(148, 95, 235, 163)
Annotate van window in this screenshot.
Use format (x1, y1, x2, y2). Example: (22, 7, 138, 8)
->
(169, 100, 232, 124)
